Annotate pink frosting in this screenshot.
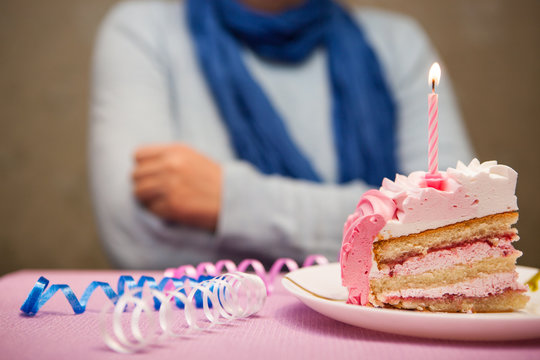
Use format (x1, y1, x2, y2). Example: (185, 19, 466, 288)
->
(340, 190, 396, 305)
(380, 171, 471, 224)
(378, 272, 527, 299)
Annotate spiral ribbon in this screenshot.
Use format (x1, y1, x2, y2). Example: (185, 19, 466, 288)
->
(100, 272, 267, 353)
(20, 255, 328, 316)
(164, 255, 329, 294)
(20, 274, 213, 316)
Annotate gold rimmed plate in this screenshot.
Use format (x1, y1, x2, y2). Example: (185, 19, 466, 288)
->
(283, 263, 540, 341)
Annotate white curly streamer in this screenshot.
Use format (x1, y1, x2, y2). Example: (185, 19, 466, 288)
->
(100, 272, 266, 353)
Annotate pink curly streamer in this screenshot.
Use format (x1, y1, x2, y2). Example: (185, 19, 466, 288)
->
(163, 255, 329, 294)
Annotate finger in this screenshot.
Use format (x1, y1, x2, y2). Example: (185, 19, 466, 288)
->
(134, 144, 172, 162)
(132, 160, 165, 181)
(133, 177, 163, 203)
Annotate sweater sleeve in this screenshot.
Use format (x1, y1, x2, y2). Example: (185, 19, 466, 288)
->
(216, 162, 368, 261)
(89, 2, 217, 268)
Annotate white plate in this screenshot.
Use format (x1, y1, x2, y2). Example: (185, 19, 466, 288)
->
(282, 263, 540, 341)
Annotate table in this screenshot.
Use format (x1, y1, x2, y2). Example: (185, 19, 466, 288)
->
(1, 270, 539, 359)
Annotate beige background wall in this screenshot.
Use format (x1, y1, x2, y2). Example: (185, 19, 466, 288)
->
(1, 0, 539, 275)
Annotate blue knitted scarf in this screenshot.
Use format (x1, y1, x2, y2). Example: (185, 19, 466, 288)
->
(186, 0, 397, 185)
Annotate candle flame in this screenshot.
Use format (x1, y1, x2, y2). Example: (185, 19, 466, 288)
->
(429, 62, 441, 89)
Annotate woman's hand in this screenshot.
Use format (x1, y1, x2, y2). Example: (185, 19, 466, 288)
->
(132, 144, 222, 232)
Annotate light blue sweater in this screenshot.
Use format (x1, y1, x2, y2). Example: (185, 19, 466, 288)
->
(89, 0, 474, 269)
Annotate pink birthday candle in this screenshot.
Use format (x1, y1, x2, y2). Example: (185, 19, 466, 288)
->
(428, 62, 441, 175)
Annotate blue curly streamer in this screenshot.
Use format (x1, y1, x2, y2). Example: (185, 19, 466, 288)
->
(20, 275, 213, 316)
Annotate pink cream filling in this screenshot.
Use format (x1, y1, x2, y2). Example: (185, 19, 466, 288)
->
(378, 272, 527, 300)
(370, 237, 520, 279)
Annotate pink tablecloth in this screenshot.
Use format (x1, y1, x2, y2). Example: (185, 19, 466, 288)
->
(1, 270, 539, 360)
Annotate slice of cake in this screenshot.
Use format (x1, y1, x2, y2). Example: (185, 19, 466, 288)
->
(340, 159, 529, 312)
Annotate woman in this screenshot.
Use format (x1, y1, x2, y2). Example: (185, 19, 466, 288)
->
(89, 0, 473, 269)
